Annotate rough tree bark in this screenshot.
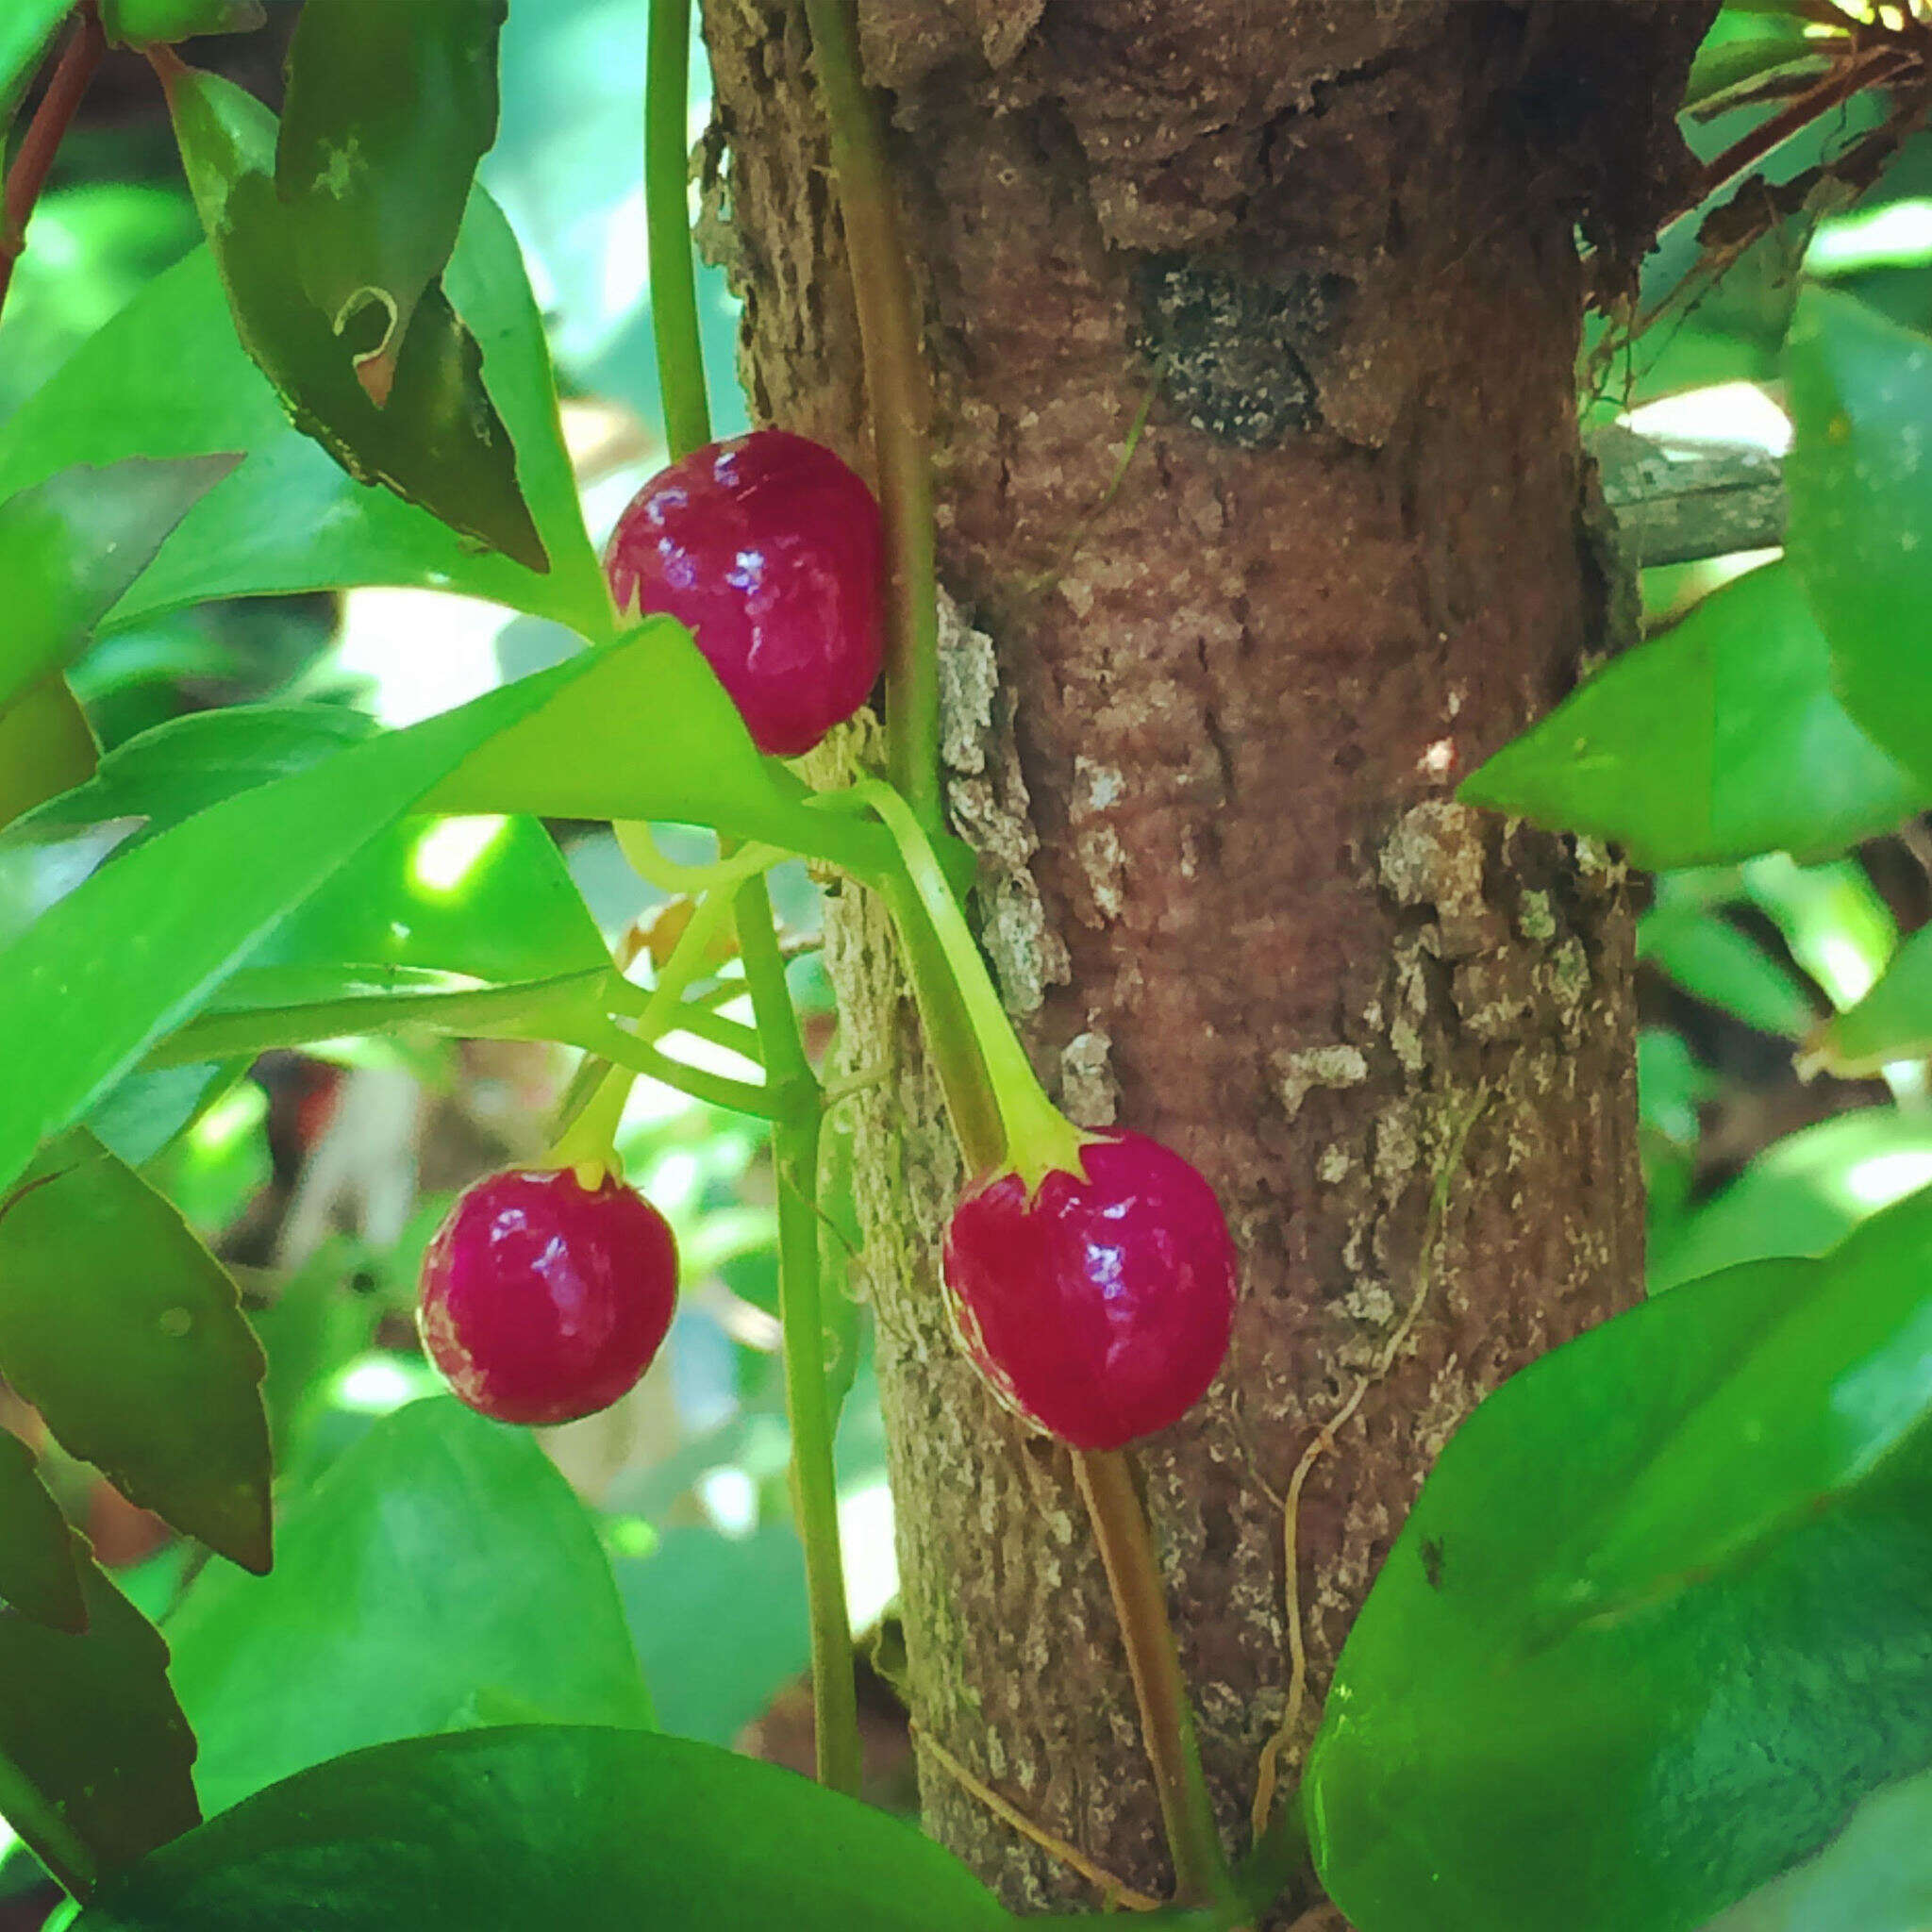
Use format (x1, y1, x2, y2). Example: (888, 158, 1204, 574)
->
(702, 1, 1715, 1915)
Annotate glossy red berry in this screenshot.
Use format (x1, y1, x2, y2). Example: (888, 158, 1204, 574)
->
(941, 1130, 1238, 1451)
(603, 427, 885, 757)
(417, 1168, 678, 1426)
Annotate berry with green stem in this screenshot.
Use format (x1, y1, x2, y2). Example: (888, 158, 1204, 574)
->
(417, 1167, 678, 1425)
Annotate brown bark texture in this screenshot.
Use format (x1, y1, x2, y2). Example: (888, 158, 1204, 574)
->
(702, 0, 1715, 1916)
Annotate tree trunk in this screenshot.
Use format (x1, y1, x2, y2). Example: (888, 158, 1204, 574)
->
(704, 0, 1714, 1913)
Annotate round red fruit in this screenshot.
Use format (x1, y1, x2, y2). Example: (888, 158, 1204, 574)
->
(941, 1130, 1238, 1451)
(603, 427, 885, 758)
(417, 1168, 678, 1426)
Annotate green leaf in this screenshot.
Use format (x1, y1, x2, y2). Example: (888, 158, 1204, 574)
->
(99, 0, 264, 47)
(0, 1, 75, 129)
(0, 1129, 271, 1572)
(0, 1428, 84, 1631)
(71, 1726, 1016, 1931)
(1784, 289, 1932, 789)
(0, 673, 96, 833)
(165, 66, 543, 571)
(0, 1557, 200, 1900)
(277, 0, 506, 407)
(1650, 1107, 1932, 1293)
(0, 458, 241, 716)
(1741, 854, 1895, 1012)
(614, 1525, 809, 1747)
(1306, 1184, 1932, 1932)
(1801, 921, 1932, 1076)
(0, 200, 603, 634)
(1459, 562, 1925, 867)
(247, 1241, 373, 1476)
(1639, 902, 1817, 1039)
(165, 1397, 653, 1818)
(1706, 1766, 1932, 1932)
(0, 630, 893, 1199)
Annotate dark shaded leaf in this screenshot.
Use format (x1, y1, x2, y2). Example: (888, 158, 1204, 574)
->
(0, 1557, 199, 1899)
(0, 1129, 271, 1572)
(0, 1428, 84, 1631)
(1307, 1184, 1932, 1932)
(1784, 289, 1932, 789)
(72, 1726, 1015, 1931)
(0, 458, 241, 716)
(166, 1398, 652, 1818)
(1459, 561, 1924, 867)
(165, 66, 542, 569)
(1639, 901, 1818, 1039)
(0, 673, 96, 834)
(277, 0, 506, 405)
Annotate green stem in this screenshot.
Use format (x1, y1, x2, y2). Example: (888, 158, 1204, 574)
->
(853, 778, 1084, 1185)
(735, 872, 863, 1796)
(797, 0, 941, 833)
(543, 1062, 636, 1174)
(586, 1019, 782, 1120)
(644, 0, 711, 460)
(0, 3, 105, 325)
(1073, 1450, 1237, 1915)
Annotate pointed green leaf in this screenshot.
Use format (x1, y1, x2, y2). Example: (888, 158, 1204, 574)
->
(0, 1428, 84, 1632)
(0, 1555, 199, 1899)
(277, 0, 507, 405)
(99, 1, 264, 47)
(166, 66, 542, 570)
(1802, 921, 1932, 1076)
(0, 458, 242, 715)
(0, 1, 71, 128)
(0, 1130, 271, 1571)
(166, 1398, 653, 1818)
(71, 1726, 1016, 1932)
(1639, 901, 1818, 1039)
(1459, 561, 1924, 867)
(1307, 1183, 1932, 1932)
(0, 673, 96, 833)
(1785, 289, 1932, 789)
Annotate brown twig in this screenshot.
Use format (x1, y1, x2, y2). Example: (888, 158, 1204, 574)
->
(0, 3, 107, 322)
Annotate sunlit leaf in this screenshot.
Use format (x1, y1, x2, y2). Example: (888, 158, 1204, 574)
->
(1802, 921, 1932, 1076)
(166, 1398, 653, 1818)
(277, 0, 506, 406)
(0, 1129, 271, 1572)
(71, 1726, 1016, 1931)
(1459, 562, 1924, 868)
(0, 1556, 199, 1899)
(0, 1427, 84, 1631)
(0, 0, 71, 127)
(1784, 289, 1932, 789)
(1307, 1185, 1932, 1932)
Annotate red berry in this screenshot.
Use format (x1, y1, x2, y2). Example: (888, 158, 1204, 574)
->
(941, 1131, 1238, 1451)
(417, 1169, 678, 1425)
(603, 428, 885, 757)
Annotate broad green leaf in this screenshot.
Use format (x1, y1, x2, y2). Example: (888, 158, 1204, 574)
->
(0, 673, 96, 833)
(0, 458, 241, 715)
(87, 1062, 244, 1169)
(1639, 903, 1817, 1039)
(1784, 289, 1932, 788)
(0, 1129, 271, 1571)
(165, 1397, 653, 1818)
(0, 1, 70, 127)
(247, 1241, 373, 1476)
(1802, 922, 1932, 1076)
(278, 0, 506, 405)
(1707, 1766, 1932, 1932)
(0, 629, 892, 1198)
(614, 1525, 808, 1748)
(166, 67, 542, 571)
(0, 1428, 84, 1631)
(72, 1726, 1016, 1931)
(0, 206, 604, 634)
(99, 1, 263, 46)
(0, 1556, 199, 1899)
(1459, 562, 1924, 867)
(1741, 854, 1894, 1012)
(1307, 1186, 1932, 1932)
(1651, 1108, 1932, 1292)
